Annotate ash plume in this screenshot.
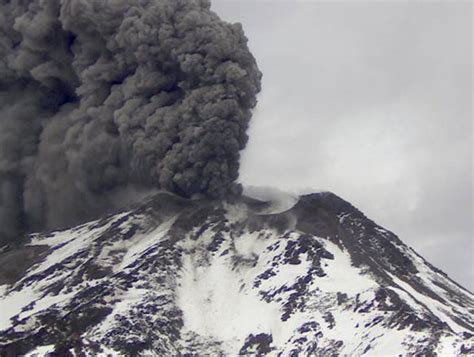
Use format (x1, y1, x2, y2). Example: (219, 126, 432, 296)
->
(0, 0, 262, 243)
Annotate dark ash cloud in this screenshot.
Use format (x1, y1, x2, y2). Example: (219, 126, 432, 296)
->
(0, 0, 261, 243)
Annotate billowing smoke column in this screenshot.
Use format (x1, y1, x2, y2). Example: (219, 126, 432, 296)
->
(0, 0, 261, 243)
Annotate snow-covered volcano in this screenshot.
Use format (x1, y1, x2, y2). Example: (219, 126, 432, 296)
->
(0, 191, 472, 356)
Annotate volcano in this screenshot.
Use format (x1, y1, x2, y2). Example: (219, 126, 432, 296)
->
(0, 191, 472, 356)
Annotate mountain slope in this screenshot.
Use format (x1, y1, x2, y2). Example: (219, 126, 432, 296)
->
(0, 192, 472, 356)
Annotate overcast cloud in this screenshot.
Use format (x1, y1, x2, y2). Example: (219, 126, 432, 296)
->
(212, 1, 473, 290)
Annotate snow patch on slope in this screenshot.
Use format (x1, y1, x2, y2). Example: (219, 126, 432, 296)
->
(314, 240, 378, 296)
(177, 253, 281, 355)
(25, 345, 55, 356)
(94, 287, 148, 335)
(115, 216, 177, 271)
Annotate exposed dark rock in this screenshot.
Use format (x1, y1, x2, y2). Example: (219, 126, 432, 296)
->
(239, 333, 274, 356)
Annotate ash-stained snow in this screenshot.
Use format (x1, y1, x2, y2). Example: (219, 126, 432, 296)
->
(28, 212, 131, 273)
(0, 192, 472, 355)
(112, 216, 177, 272)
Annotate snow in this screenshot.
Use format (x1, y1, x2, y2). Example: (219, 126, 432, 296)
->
(338, 213, 350, 223)
(363, 327, 411, 356)
(0, 273, 81, 331)
(98, 347, 124, 356)
(93, 287, 148, 335)
(177, 228, 322, 355)
(25, 345, 55, 356)
(313, 240, 378, 296)
(176, 226, 465, 356)
(409, 247, 473, 306)
(176, 226, 386, 355)
(434, 334, 463, 356)
(387, 272, 468, 334)
(28, 212, 130, 275)
(18, 290, 75, 320)
(302, 291, 414, 356)
(177, 252, 282, 355)
(234, 231, 272, 260)
(373, 227, 389, 234)
(0, 285, 36, 330)
(0, 213, 133, 331)
(258, 258, 311, 292)
(177, 251, 319, 354)
(311, 309, 362, 351)
(114, 216, 176, 271)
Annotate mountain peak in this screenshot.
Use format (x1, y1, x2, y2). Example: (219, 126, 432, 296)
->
(0, 192, 472, 356)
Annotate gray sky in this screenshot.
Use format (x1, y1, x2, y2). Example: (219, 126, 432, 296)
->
(212, 1, 473, 290)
